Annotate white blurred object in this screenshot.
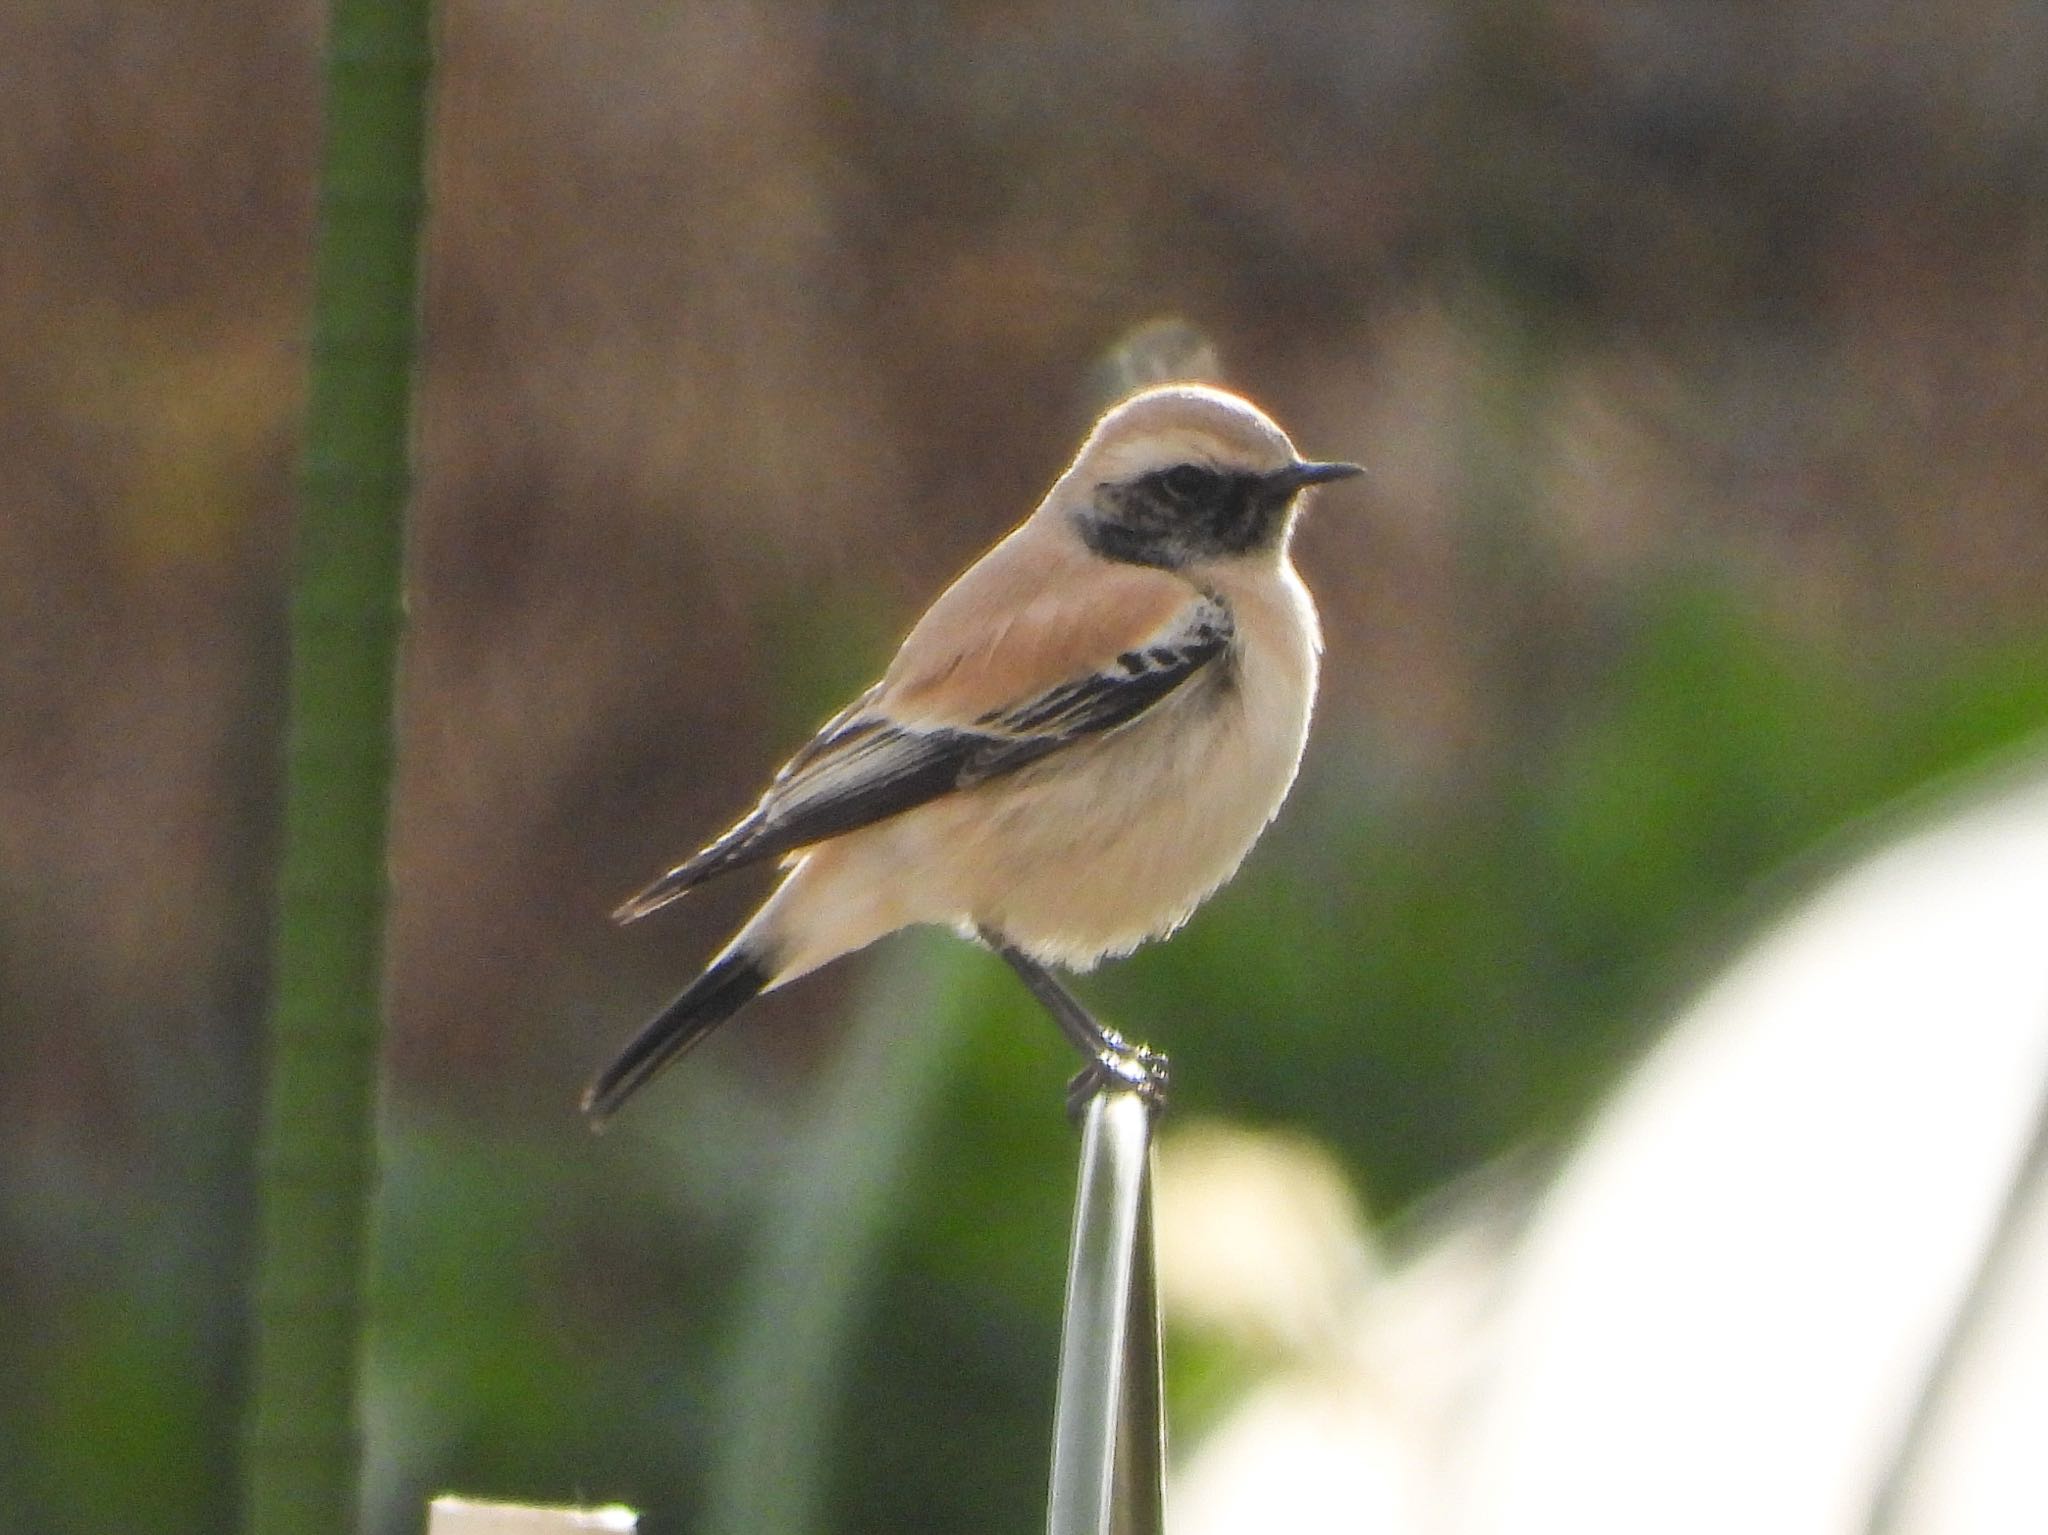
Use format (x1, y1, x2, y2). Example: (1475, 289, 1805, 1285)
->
(426, 1497, 636, 1532)
(1152, 1121, 1378, 1357)
(1169, 750, 2048, 1535)
(1163, 1147, 1522, 1535)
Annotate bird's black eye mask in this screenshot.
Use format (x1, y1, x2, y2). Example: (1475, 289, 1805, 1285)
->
(1081, 463, 1291, 567)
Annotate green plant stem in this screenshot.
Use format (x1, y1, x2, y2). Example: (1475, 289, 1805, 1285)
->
(242, 1, 434, 1531)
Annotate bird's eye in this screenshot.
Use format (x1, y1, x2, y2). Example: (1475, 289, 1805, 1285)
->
(1157, 464, 1217, 503)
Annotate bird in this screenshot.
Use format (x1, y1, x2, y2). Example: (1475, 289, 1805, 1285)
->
(584, 382, 1361, 1127)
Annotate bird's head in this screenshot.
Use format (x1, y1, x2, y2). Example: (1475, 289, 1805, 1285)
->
(1061, 384, 1362, 570)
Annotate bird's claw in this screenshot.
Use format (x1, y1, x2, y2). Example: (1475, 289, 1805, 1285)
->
(1064, 1041, 1171, 1122)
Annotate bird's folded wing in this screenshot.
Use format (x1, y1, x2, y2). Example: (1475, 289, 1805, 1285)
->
(612, 587, 1232, 921)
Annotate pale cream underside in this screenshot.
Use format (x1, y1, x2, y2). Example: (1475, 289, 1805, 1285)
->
(733, 543, 1322, 983)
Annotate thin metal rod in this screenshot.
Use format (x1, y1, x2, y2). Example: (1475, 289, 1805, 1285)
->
(1111, 1154, 1165, 1533)
(1047, 1090, 1166, 1535)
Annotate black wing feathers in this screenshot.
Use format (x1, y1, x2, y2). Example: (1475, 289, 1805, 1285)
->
(613, 597, 1233, 919)
(611, 716, 969, 918)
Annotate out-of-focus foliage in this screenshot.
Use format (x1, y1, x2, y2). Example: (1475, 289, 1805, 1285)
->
(3, 2, 2047, 1533)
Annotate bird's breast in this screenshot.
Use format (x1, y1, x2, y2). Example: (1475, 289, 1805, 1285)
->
(899, 560, 1323, 966)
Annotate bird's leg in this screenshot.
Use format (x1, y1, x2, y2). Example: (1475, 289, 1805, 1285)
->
(979, 929, 1170, 1116)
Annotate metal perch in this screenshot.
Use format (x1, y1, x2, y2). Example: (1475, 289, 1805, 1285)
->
(1047, 1088, 1166, 1535)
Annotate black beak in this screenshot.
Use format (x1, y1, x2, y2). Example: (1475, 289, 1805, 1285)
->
(1262, 459, 1366, 496)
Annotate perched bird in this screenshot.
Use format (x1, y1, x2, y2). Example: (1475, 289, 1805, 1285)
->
(585, 383, 1360, 1126)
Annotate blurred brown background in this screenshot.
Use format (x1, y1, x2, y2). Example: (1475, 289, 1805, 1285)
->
(4, 3, 2047, 1532)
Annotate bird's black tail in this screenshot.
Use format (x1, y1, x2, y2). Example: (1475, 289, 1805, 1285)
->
(582, 949, 770, 1128)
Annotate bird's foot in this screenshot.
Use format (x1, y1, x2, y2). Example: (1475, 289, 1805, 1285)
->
(1064, 1038, 1171, 1122)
